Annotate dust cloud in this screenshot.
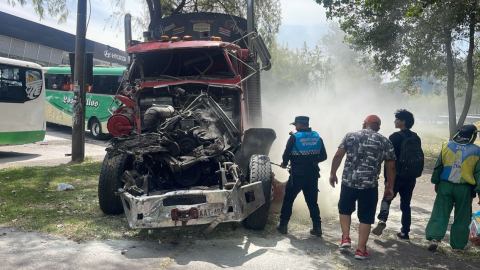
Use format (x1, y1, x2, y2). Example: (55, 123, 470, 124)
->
(261, 77, 429, 222)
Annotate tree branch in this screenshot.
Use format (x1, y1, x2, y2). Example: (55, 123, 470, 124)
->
(171, 0, 187, 15)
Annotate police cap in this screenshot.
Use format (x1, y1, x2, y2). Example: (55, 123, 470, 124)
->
(290, 116, 309, 125)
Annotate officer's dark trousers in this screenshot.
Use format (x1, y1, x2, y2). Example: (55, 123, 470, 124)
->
(377, 180, 416, 233)
(280, 171, 321, 224)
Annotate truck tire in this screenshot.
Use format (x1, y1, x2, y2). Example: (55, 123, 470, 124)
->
(242, 154, 272, 230)
(98, 153, 130, 215)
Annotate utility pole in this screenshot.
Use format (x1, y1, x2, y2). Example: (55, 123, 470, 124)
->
(71, 0, 87, 162)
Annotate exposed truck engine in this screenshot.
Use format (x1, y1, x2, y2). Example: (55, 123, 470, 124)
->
(98, 1, 277, 233)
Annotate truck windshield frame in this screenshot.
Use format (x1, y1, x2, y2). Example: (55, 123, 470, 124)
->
(132, 48, 235, 82)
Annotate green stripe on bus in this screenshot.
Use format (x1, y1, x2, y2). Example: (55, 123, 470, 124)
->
(45, 67, 125, 75)
(46, 90, 117, 120)
(0, 130, 46, 145)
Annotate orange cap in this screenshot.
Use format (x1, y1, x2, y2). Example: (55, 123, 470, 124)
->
(364, 115, 381, 126)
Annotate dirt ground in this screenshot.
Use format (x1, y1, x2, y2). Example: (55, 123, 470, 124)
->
(1, 171, 479, 269)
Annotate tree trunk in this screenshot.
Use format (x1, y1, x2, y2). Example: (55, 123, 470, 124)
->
(456, 7, 476, 131)
(146, 0, 154, 30)
(146, 0, 154, 22)
(152, 0, 162, 21)
(444, 29, 457, 139)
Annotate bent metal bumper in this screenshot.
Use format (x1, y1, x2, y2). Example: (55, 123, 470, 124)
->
(118, 181, 265, 229)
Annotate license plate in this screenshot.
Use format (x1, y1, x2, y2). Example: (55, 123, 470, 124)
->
(198, 203, 224, 218)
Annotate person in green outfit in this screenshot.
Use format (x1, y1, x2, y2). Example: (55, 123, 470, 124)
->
(425, 124, 480, 251)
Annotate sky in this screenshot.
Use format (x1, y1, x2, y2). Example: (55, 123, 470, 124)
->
(0, 0, 328, 51)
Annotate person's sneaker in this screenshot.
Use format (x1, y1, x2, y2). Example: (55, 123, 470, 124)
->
(339, 234, 352, 248)
(428, 239, 439, 252)
(372, 221, 386, 236)
(355, 248, 371, 260)
(276, 223, 288, 234)
(396, 232, 410, 240)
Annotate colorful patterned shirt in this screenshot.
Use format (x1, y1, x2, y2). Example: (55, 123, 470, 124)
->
(339, 129, 396, 189)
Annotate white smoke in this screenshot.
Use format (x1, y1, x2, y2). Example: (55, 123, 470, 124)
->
(262, 79, 417, 221)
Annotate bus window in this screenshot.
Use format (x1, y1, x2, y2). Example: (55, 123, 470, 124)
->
(0, 66, 24, 102)
(45, 73, 70, 91)
(25, 69, 42, 100)
(91, 75, 122, 95)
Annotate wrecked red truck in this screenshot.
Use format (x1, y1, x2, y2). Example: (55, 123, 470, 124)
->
(98, 3, 278, 233)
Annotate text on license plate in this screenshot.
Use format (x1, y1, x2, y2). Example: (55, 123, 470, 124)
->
(198, 203, 224, 217)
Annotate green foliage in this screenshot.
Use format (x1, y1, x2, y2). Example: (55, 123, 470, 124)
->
(262, 40, 333, 100)
(7, 0, 69, 23)
(9, 0, 281, 47)
(109, 0, 282, 48)
(314, 0, 473, 92)
(315, 0, 480, 138)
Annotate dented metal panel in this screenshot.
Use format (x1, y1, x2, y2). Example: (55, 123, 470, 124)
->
(119, 181, 264, 229)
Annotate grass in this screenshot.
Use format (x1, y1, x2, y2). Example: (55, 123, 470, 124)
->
(0, 161, 285, 242)
(415, 124, 450, 170)
(0, 123, 471, 243)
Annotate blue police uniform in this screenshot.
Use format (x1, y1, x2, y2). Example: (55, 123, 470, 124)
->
(278, 116, 327, 234)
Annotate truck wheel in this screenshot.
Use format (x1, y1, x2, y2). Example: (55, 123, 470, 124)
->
(98, 153, 130, 215)
(242, 154, 272, 230)
(90, 118, 103, 140)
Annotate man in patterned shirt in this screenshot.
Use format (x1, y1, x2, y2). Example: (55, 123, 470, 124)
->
(329, 115, 396, 260)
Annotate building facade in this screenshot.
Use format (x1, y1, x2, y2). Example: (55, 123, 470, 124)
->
(0, 11, 128, 67)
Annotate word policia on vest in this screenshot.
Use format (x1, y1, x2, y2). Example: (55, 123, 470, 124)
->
(291, 131, 322, 156)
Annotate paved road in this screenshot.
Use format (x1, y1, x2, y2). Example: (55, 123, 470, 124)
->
(1, 129, 479, 269)
(0, 124, 108, 169)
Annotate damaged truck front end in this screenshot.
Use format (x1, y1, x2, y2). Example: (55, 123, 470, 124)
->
(99, 93, 274, 231)
(99, 8, 277, 233)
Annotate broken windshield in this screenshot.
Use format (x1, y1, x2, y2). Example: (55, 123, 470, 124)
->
(135, 49, 235, 81)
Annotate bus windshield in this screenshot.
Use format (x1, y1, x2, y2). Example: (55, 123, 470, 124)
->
(0, 64, 43, 103)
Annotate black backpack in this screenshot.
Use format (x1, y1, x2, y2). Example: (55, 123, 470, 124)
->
(396, 131, 424, 179)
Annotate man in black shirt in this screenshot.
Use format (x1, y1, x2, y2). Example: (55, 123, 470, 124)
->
(372, 109, 420, 240)
(276, 116, 328, 236)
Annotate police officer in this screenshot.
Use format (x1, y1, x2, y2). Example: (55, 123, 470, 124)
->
(277, 116, 327, 236)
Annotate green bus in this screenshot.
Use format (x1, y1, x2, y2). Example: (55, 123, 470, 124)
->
(44, 66, 125, 139)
